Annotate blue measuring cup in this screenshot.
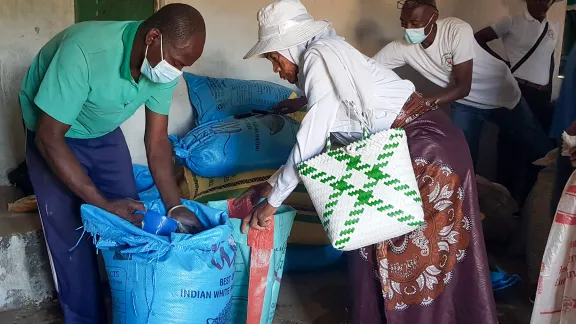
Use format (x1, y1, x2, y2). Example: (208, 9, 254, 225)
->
(136, 210, 178, 236)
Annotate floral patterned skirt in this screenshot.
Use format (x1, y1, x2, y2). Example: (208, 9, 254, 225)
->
(347, 109, 497, 324)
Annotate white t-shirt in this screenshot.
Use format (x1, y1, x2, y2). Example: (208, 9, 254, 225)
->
(373, 17, 521, 109)
(492, 10, 559, 86)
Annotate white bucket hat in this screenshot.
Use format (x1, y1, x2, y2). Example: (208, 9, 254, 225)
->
(243, 0, 330, 59)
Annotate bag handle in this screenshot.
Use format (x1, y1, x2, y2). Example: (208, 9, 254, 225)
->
(511, 22, 549, 74)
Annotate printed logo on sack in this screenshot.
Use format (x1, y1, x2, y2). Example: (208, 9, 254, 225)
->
(562, 296, 576, 312)
(210, 239, 237, 270)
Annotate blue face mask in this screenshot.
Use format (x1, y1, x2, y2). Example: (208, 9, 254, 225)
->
(140, 34, 182, 83)
(404, 14, 435, 44)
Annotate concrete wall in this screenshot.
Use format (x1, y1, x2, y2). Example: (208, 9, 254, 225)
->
(0, 0, 74, 185)
(124, 0, 567, 172)
(0, 0, 568, 172)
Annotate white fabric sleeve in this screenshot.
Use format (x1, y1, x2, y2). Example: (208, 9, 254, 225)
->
(491, 16, 513, 39)
(266, 166, 284, 187)
(451, 22, 476, 65)
(372, 41, 407, 69)
(267, 53, 339, 208)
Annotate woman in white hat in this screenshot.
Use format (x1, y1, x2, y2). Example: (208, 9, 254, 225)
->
(236, 1, 496, 323)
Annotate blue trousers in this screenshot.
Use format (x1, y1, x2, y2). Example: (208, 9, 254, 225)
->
(451, 97, 553, 170)
(26, 128, 138, 324)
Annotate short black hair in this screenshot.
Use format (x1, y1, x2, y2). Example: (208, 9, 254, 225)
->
(141, 3, 205, 46)
(399, 0, 438, 11)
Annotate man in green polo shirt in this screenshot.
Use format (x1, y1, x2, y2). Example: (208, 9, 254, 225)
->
(20, 4, 205, 322)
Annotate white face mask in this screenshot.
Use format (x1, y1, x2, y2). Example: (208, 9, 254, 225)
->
(404, 14, 435, 44)
(140, 34, 182, 83)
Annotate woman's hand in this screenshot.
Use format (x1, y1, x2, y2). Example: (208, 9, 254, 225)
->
(241, 201, 278, 234)
(271, 97, 307, 114)
(234, 182, 273, 206)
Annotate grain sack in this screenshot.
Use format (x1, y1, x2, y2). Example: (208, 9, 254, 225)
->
(524, 166, 556, 286)
(81, 199, 235, 324)
(170, 115, 299, 178)
(208, 199, 296, 324)
(183, 73, 296, 125)
(183, 168, 277, 202)
(476, 175, 519, 245)
(182, 167, 329, 245)
(531, 170, 576, 323)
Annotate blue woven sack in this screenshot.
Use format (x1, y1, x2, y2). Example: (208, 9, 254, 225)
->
(183, 73, 294, 125)
(81, 199, 236, 324)
(170, 115, 299, 178)
(132, 164, 161, 201)
(207, 200, 295, 324)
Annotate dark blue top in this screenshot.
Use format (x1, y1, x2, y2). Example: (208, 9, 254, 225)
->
(550, 47, 576, 139)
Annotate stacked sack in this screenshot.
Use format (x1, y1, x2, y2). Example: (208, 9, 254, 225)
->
(175, 73, 343, 273)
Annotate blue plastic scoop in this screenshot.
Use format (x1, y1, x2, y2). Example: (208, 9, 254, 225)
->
(136, 210, 178, 236)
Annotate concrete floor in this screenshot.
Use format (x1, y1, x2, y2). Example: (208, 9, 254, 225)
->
(0, 270, 348, 324)
(0, 264, 533, 324)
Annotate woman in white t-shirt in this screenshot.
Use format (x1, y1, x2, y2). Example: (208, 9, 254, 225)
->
(235, 1, 497, 323)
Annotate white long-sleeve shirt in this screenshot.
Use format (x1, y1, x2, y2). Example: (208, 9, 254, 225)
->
(266, 52, 415, 207)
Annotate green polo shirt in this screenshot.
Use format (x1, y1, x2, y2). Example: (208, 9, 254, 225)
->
(19, 21, 178, 139)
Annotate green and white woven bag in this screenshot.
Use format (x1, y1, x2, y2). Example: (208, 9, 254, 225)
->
(296, 128, 425, 251)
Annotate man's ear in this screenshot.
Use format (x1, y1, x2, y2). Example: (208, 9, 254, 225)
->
(431, 12, 439, 23)
(145, 28, 161, 46)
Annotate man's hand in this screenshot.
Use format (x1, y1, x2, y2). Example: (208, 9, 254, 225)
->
(425, 60, 473, 105)
(104, 199, 146, 225)
(234, 182, 273, 207)
(241, 201, 278, 234)
(169, 206, 205, 234)
(570, 147, 576, 168)
(271, 97, 307, 115)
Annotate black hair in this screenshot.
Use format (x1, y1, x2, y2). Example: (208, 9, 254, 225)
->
(141, 3, 205, 46)
(401, 0, 438, 11)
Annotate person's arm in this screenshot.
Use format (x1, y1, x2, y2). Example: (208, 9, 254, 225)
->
(424, 22, 476, 104)
(35, 115, 144, 222)
(32, 41, 144, 222)
(144, 110, 181, 209)
(372, 41, 407, 69)
(423, 60, 473, 105)
(272, 96, 308, 114)
(144, 83, 204, 233)
(240, 53, 339, 233)
(475, 27, 508, 63)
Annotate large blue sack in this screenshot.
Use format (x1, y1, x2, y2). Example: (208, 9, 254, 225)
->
(183, 73, 295, 125)
(133, 164, 161, 201)
(81, 199, 236, 324)
(207, 200, 295, 324)
(133, 164, 154, 192)
(170, 115, 299, 178)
